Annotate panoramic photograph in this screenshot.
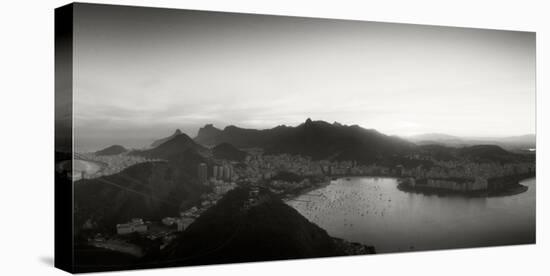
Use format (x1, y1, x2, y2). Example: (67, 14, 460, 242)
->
(56, 3, 535, 272)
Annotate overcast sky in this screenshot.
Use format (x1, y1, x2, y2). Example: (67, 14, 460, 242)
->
(73, 4, 535, 151)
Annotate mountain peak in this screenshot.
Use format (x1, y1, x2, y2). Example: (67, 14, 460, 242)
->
(95, 145, 128, 156)
(195, 124, 223, 146)
(172, 132, 191, 140)
(193, 120, 414, 163)
(133, 132, 206, 160)
(151, 129, 185, 148)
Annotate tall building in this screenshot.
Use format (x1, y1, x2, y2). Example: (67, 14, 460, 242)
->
(198, 163, 208, 185)
(219, 166, 225, 179)
(213, 165, 219, 179)
(223, 165, 232, 180)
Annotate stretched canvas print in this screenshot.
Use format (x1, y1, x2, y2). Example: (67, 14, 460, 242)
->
(55, 2, 536, 273)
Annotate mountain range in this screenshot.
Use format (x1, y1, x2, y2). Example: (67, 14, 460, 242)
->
(90, 119, 533, 170)
(195, 118, 415, 164)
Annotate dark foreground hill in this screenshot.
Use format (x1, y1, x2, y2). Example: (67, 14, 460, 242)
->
(74, 160, 208, 233)
(212, 142, 247, 161)
(154, 187, 358, 266)
(74, 187, 373, 272)
(195, 119, 415, 164)
(95, 145, 128, 156)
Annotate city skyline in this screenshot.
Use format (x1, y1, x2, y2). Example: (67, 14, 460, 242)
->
(73, 4, 535, 151)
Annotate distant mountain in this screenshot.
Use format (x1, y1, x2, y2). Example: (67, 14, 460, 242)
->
(95, 145, 127, 156)
(419, 144, 531, 164)
(407, 133, 535, 151)
(408, 133, 463, 143)
(195, 124, 272, 148)
(156, 187, 350, 266)
(418, 144, 457, 161)
(195, 124, 222, 145)
(132, 133, 207, 160)
(456, 145, 530, 163)
(74, 160, 209, 232)
(493, 134, 536, 147)
(195, 119, 415, 164)
(150, 129, 183, 148)
(212, 143, 247, 161)
(267, 119, 415, 162)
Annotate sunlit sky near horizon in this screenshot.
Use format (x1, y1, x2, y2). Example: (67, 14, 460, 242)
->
(73, 4, 535, 151)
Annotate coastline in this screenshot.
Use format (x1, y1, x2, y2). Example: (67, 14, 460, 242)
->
(282, 177, 378, 254)
(282, 178, 332, 202)
(332, 237, 376, 255)
(281, 175, 397, 202)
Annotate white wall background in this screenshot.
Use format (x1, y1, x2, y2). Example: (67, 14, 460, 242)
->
(0, 0, 547, 275)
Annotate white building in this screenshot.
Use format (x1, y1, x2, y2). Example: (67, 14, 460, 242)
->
(116, 218, 148, 235)
(176, 217, 195, 232)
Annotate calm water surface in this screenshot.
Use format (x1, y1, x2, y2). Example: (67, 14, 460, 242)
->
(287, 177, 535, 253)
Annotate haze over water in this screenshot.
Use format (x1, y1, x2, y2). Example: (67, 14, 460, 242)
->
(288, 177, 535, 253)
